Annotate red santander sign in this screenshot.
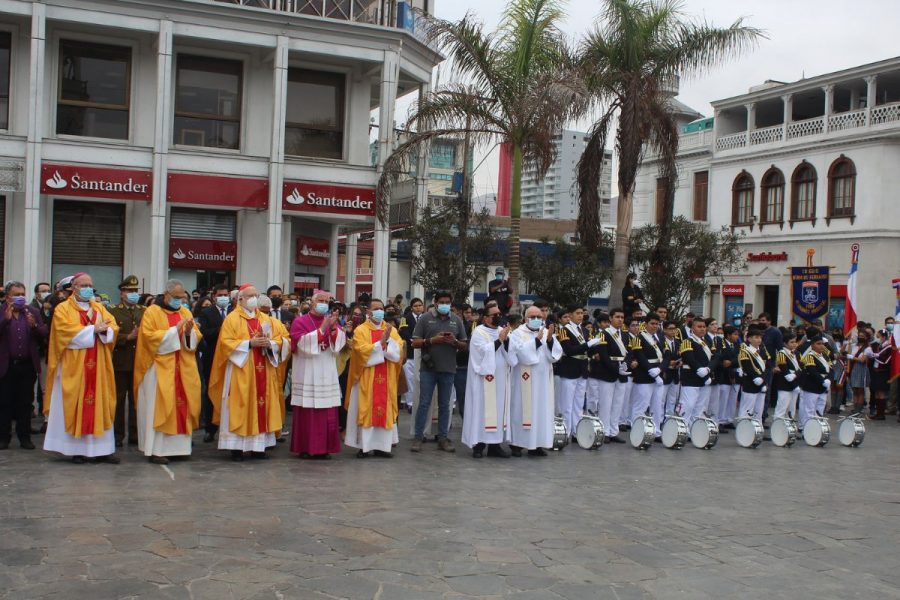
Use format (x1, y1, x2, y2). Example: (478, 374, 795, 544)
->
(282, 181, 376, 217)
(169, 238, 237, 270)
(296, 236, 330, 266)
(41, 163, 152, 201)
(722, 284, 744, 297)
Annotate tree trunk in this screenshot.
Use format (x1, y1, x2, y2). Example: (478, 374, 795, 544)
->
(457, 121, 472, 302)
(507, 143, 523, 311)
(609, 183, 634, 308)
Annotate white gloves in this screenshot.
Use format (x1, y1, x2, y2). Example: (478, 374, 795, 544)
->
(736, 368, 744, 377)
(704, 379, 712, 386)
(785, 373, 796, 382)
(824, 379, 832, 390)
(654, 376, 664, 386)
(587, 338, 601, 348)
(648, 367, 661, 378)
(761, 385, 767, 393)
(618, 362, 628, 374)
(753, 377, 764, 386)
(696, 367, 710, 378)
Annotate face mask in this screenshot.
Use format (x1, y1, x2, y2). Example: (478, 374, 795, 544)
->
(271, 297, 284, 309)
(315, 302, 330, 315)
(527, 317, 543, 330)
(245, 296, 259, 311)
(490, 315, 501, 327)
(168, 298, 183, 310)
(216, 296, 230, 308)
(12, 296, 26, 308)
(371, 309, 384, 322)
(887, 324, 894, 332)
(78, 287, 94, 301)
(351, 314, 364, 325)
(290, 300, 299, 307)
(40, 292, 50, 301)
(436, 303, 451, 315)
(126, 292, 140, 304)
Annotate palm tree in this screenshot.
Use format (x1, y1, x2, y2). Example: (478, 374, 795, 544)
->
(576, 0, 763, 302)
(377, 0, 585, 308)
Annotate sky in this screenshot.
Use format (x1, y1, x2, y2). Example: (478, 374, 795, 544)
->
(411, 0, 900, 199)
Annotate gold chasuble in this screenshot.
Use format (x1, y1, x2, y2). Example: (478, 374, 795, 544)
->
(209, 308, 284, 436)
(345, 320, 404, 429)
(44, 297, 119, 437)
(133, 305, 203, 435)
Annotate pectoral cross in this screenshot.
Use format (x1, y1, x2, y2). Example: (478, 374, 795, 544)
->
(375, 373, 386, 386)
(255, 363, 265, 373)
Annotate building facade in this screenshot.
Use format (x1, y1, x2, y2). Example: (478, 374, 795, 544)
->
(633, 57, 900, 327)
(519, 129, 613, 223)
(0, 0, 439, 298)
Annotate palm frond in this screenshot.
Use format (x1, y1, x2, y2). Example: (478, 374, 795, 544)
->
(655, 17, 765, 78)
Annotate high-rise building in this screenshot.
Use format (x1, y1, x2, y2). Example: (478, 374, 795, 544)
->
(519, 130, 613, 223)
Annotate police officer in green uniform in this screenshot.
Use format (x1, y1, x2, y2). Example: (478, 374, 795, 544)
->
(107, 275, 146, 447)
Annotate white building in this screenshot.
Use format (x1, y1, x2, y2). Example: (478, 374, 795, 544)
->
(0, 0, 440, 299)
(633, 56, 900, 328)
(520, 129, 613, 223)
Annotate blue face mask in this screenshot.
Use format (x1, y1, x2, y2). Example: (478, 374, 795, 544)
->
(168, 298, 183, 311)
(371, 309, 384, 322)
(316, 302, 330, 315)
(78, 287, 94, 301)
(216, 296, 230, 308)
(527, 317, 543, 330)
(126, 292, 140, 304)
(436, 303, 451, 315)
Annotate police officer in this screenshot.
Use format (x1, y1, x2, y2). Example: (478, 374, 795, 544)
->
(107, 275, 146, 447)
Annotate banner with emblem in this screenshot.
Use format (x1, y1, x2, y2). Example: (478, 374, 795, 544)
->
(791, 266, 829, 322)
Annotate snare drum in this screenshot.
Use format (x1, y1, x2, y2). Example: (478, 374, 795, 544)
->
(838, 416, 865, 447)
(735, 417, 764, 448)
(629, 415, 655, 450)
(551, 416, 569, 450)
(770, 418, 798, 447)
(661, 416, 688, 449)
(689, 417, 719, 449)
(802, 416, 831, 447)
(575, 416, 605, 450)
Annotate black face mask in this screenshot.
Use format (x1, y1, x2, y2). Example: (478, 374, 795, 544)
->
(490, 315, 501, 326)
(271, 297, 284, 309)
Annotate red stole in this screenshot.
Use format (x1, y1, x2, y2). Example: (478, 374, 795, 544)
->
(166, 311, 189, 435)
(370, 328, 389, 428)
(79, 309, 99, 436)
(247, 318, 268, 432)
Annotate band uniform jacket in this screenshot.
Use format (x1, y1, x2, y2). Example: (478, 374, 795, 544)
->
(630, 331, 665, 384)
(714, 338, 740, 385)
(800, 351, 832, 394)
(622, 330, 637, 379)
(660, 336, 680, 385)
(774, 348, 802, 391)
(598, 328, 628, 383)
(107, 302, 145, 372)
(679, 335, 713, 387)
(557, 322, 590, 379)
(738, 344, 767, 394)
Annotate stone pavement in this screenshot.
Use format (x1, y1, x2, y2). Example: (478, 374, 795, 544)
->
(1, 414, 900, 600)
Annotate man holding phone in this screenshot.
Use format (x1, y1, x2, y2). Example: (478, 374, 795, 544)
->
(410, 291, 468, 453)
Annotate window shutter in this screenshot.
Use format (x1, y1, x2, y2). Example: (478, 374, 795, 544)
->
(170, 208, 236, 241)
(52, 200, 124, 266)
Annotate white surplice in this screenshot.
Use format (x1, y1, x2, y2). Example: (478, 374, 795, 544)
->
(507, 325, 562, 449)
(461, 325, 510, 447)
(291, 327, 346, 408)
(136, 326, 198, 457)
(345, 337, 401, 453)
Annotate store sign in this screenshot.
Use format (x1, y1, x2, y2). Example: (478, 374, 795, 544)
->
(791, 266, 830, 321)
(747, 251, 788, 262)
(296, 236, 330, 266)
(167, 173, 268, 209)
(282, 181, 376, 217)
(41, 163, 152, 201)
(722, 284, 745, 297)
(169, 238, 237, 270)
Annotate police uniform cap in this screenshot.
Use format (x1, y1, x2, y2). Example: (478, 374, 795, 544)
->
(119, 275, 140, 290)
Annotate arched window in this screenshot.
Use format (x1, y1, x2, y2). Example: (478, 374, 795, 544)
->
(827, 156, 856, 220)
(791, 162, 817, 222)
(731, 171, 754, 226)
(760, 167, 785, 225)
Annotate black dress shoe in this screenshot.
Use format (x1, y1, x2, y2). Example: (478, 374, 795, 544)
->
(620, 424, 631, 432)
(96, 454, 121, 464)
(527, 448, 548, 457)
(654, 436, 663, 443)
(608, 436, 626, 444)
(231, 450, 244, 462)
(472, 442, 485, 458)
(356, 449, 370, 458)
(510, 446, 522, 457)
(204, 432, 216, 443)
(149, 456, 169, 464)
(486, 444, 510, 458)
(252, 451, 269, 459)
(372, 450, 393, 458)
(19, 440, 36, 450)
(72, 455, 86, 464)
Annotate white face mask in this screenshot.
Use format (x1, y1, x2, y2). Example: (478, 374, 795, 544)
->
(245, 296, 259, 311)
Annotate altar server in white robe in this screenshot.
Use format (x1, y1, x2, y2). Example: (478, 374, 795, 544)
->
(461, 306, 512, 458)
(507, 305, 562, 457)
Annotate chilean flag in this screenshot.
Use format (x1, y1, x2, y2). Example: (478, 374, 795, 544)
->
(892, 278, 900, 383)
(844, 243, 860, 335)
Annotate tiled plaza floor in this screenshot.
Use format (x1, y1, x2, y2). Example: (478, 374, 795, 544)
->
(1, 413, 899, 599)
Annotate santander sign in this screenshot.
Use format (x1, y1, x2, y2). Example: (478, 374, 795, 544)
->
(40, 163, 152, 201)
(282, 181, 376, 217)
